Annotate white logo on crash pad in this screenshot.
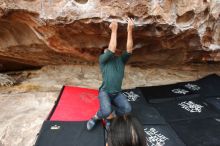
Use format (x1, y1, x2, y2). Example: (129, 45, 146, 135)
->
(144, 128, 169, 146)
(123, 91, 140, 101)
(50, 125, 60, 130)
(185, 83, 200, 91)
(172, 88, 189, 95)
(79, 92, 96, 103)
(178, 101, 204, 113)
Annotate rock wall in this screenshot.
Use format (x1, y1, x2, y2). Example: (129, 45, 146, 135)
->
(0, 0, 220, 71)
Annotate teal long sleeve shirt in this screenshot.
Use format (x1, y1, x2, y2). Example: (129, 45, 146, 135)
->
(99, 50, 131, 93)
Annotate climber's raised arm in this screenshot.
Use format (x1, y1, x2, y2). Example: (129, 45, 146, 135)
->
(99, 21, 118, 64)
(120, 18, 134, 64)
(108, 21, 118, 53)
(126, 18, 134, 53)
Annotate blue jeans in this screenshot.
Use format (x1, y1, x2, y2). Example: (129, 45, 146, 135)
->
(97, 89, 132, 119)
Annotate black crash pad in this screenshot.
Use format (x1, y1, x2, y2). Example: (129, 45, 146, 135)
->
(122, 88, 166, 125)
(197, 74, 220, 97)
(153, 99, 219, 122)
(143, 124, 185, 146)
(138, 82, 200, 103)
(170, 117, 220, 146)
(205, 97, 220, 113)
(35, 121, 105, 146)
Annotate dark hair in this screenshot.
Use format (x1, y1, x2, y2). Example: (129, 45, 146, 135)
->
(107, 115, 147, 146)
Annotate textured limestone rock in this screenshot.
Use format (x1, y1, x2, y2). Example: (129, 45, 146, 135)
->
(0, 73, 16, 87)
(0, 0, 220, 71)
(0, 91, 58, 146)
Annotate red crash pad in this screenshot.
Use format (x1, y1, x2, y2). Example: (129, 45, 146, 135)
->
(49, 86, 99, 121)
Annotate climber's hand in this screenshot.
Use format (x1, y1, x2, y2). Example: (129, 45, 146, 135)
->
(109, 21, 118, 32)
(126, 17, 134, 32)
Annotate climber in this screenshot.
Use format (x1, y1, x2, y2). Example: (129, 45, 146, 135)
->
(87, 17, 135, 130)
